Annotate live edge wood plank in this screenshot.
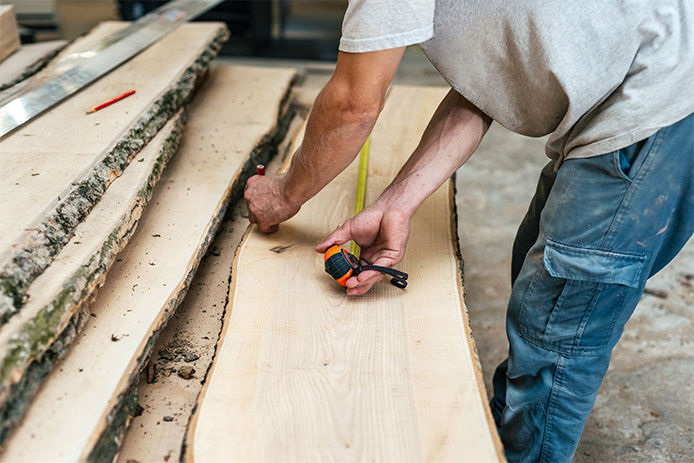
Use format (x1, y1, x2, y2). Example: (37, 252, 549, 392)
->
(187, 85, 505, 462)
(0, 109, 186, 444)
(115, 115, 306, 463)
(0, 21, 228, 327)
(0, 64, 297, 463)
(0, 21, 228, 444)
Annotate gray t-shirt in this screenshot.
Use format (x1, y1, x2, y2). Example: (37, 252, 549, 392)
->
(339, 0, 694, 162)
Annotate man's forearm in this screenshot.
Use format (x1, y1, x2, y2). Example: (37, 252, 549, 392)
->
(279, 48, 405, 208)
(281, 82, 378, 206)
(377, 89, 492, 215)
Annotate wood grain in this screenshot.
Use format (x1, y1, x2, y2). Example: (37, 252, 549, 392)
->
(0, 108, 186, 443)
(188, 85, 504, 462)
(0, 64, 296, 463)
(0, 21, 228, 326)
(116, 113, 306, 463)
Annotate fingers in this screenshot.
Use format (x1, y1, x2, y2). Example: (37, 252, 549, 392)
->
(245, 175, 286, 234)
(248, 204, 279, 234)
(315, 223, 352, 252)
(345, 269, 384, 295)
(243, 175, 257, 201)
(344, 252, 402, 295)
(257, 223, 279, 234)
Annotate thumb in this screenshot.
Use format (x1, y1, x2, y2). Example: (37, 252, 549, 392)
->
(315, 222, 352, 253)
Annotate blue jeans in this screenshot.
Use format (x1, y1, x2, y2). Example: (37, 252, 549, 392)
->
(490, 113, 694, 463)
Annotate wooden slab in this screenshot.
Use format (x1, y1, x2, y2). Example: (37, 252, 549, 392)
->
(0, 6, 20, 62)
(0, 40, 67, 91)
(187, 85, 504, 462)
(0, 108, 186, 443)
(116, 115, 305, 463)
(0, 21, 228, 326)
(0, 64, 297, 463)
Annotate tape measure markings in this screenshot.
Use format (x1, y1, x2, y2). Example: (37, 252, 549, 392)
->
(350, 137, 370, 256)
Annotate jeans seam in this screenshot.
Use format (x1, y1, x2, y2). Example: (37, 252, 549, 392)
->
(540, 354, 566, 463)
(571, 283, 604, 354)
(611, 151, 633, 183)
(518, 268, 545, 341)
(518, 328, 611, 357)
(542, 278, 574, 347)
(545, 238, 647, 260)
(603, 285, 628, 347)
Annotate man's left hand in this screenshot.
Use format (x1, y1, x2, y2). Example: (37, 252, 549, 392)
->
(316, 204, 411, 295)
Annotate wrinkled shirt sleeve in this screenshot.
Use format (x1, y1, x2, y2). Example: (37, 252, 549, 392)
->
(339, 0, 435, 53)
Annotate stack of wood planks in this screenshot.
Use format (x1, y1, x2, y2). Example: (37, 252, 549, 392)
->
(0, 19, 503, 463)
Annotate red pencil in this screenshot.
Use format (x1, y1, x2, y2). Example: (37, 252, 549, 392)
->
(86, 89, 136, 114)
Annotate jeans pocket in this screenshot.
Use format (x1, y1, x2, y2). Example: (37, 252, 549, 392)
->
(611, 129, 661, 182)
(519, 239, 647, 355)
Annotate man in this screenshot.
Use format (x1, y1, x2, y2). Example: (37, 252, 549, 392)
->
(244, 1, 694, 461)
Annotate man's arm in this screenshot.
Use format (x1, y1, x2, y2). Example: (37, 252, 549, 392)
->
(244, 48, 405, 232)
(316, 89, 492, 295)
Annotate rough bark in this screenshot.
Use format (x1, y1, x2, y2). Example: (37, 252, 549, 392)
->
(0, 65, 298, 463)
(87, 96, 297, 463)
(0, 110, 187, 444)
(0, 25, 228, 326)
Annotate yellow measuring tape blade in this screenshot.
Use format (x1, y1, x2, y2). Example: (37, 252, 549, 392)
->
(350, 137, 371, 256)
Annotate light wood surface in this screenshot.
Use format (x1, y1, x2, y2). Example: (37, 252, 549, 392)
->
(0, 40, 67, 90)
(0, 109, 185, 442)
(0, 64, 296, 463)
(188, 85, 504, 462)
(0, 6, 20, 62)
(116, 114, 305, 463)
(0, 21, 227, 326)
(0, 20, 226, 444)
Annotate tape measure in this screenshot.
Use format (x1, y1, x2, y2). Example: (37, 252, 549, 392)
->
(324, 137, 409, 291)
(323, 244, 408, 289)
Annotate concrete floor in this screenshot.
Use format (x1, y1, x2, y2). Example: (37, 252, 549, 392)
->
(457, 124, 694, 462)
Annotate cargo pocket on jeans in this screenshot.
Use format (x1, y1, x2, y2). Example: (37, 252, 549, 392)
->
(519, 239, 647, 355)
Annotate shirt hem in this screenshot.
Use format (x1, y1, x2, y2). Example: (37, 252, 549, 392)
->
(564, 111, 693, 161)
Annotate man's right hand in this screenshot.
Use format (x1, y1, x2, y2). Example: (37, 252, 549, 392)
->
(316, 203, 411, 296)
(244, 173, 300, 233)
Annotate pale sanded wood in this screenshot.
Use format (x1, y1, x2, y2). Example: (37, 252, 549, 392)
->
(0, 65, 297, 463)
(0, 6, 20, 62)
(116, 116, 305, 463)
(188, 85, 504, 462)
(0, 109, 185, 443)
(0, 21, 228, 326)
(0, 40, 67, 90)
